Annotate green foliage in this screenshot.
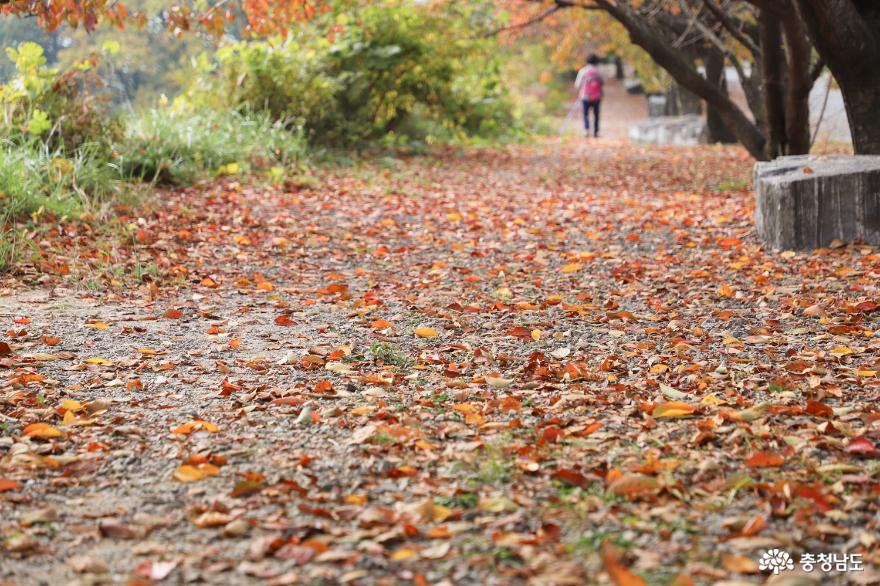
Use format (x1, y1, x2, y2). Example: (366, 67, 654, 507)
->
(0, 42, 122, 155)
(183, 1, 517, 147)
(118, 106, 306, 185)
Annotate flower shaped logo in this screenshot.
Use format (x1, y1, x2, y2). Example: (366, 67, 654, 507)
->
(759, 549, 795, 574)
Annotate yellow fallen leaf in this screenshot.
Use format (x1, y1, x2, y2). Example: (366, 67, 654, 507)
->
(60, 399, 83, 412)
(390, 548, 418, 561)
(530, 329, 541, 341)
(560, 263, 582, 274)
(174, 463, 220, 483)
(414, 327, 439, 338)
(830, 346, 854, 356)
(856, 370, 876, 377)
(136, 347, 165, 356)
(700, 394, 726, 406)
(87, 322, 109, 330)
(85, 357, 113, 365)
(62, 410, 76, 425)
(649, 363, 669, 374)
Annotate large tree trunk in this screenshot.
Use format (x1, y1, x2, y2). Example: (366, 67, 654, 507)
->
(704, 49, 737, 144)
(781, 12, 812, 154)
(759, 11, 787, 158)
(795, 0, 880, 154)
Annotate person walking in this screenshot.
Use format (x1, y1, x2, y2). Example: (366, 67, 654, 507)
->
(575, 54, 604, 138)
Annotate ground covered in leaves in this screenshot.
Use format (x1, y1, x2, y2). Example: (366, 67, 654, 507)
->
(1, 139, 879, 586)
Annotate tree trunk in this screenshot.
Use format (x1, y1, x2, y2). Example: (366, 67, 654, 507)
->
(759, 11, 787, 158)
(781, 13, 812, 154)
(795, 0, 880, 154)
(704, 49, 737, 144)
(614, 56, 624, 80)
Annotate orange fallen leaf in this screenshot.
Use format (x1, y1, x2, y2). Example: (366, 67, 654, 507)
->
(173, 420, 218, 435)
(745, 451, 784, 468)
(414, 327, 439, 338)
(0, 479, 23, 492)
(275, 314, 295, 326)
(607, 473, 661, 497)
(602, 542, 647, 586)
(136, 347, 165, 356)
(86, 322, 109, 330)
(23, 422, 64, 439)
(652, 402, 697, 418)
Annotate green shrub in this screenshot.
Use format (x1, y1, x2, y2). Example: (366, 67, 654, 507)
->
(183, 2, 517, 147)
(0, 42, 122, 155)
(118, 107, 306, 185)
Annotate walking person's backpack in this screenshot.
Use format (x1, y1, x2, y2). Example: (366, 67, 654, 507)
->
(583, 67, 603, 101)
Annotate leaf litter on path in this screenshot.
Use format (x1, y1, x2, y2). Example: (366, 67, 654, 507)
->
(1, 138, 879, 584)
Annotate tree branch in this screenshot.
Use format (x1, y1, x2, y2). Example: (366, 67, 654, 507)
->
(701, 0, 761, 57)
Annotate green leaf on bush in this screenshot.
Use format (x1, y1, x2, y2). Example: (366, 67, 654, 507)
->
(26, 109, 51, 135)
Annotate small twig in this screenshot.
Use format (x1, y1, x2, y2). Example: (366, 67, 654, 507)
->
(810, 73, 832, 148)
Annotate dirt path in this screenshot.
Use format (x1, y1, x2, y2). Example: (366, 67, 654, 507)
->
(2, 139, 879, 585)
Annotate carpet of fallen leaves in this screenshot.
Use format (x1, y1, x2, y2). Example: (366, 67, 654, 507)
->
(1, 138, 879, 586)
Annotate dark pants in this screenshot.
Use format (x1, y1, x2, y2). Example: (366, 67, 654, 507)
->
(582, 99, 600, 136)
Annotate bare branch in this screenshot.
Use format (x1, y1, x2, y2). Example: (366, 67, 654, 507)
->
(701, 0, 761, 57)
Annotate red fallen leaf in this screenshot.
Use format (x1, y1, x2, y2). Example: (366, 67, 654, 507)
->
(854, 300, 879, 313)
(507, 326, 533, 340)
(846, 436, 878, 456)
(127, 379, 144, 391)
(784, 359, 811, 373)
(41, 336, 61, 346)
(274, 543, 316, 564)
(14, 317, 30, 325)
(274, 314, 295, 326)
(163, 309, 183, 319)
(297, 503, 334, 518)
(272, 396, 303, 406)
(805, 399, 833, 418)
(794, 485, 833, 512)
(0, 478, 23, 492)
(552, 468, 589, 488)
(538, 426, 564, 447)
(745, 451, 784, 468)
(387, 466, 418, 478)
(0, 342, 11, 356)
